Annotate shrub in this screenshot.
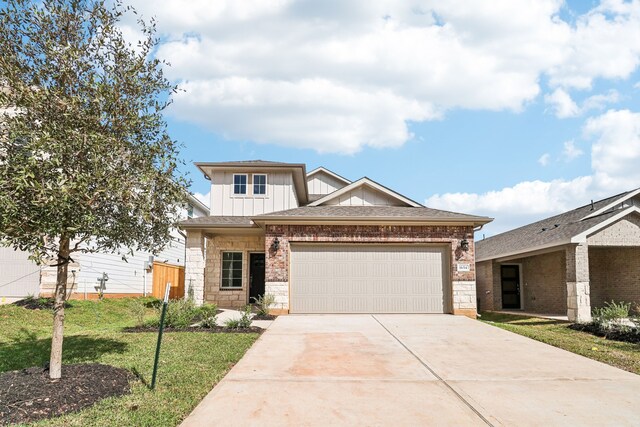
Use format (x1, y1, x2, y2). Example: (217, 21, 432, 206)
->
(224, 305, 253, 329)
(592, 301, 631, 328)
(130, 299, 147, 327)
(198, 303, 218, 328)
(252, 294, 275, 316)
(153, 298, 200, 329)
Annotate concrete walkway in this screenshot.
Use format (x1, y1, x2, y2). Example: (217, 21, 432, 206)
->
(181, 315, 640, 426)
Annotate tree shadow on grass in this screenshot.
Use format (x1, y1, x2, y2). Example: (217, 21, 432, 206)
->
(0, 329, 128, 372)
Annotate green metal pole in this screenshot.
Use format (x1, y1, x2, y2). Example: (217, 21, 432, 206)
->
(151, 283, 171, 390)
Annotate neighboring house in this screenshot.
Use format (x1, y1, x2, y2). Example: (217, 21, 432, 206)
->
(180, 160, 492, 317)
(476, 189, 640, 322)
(0, 195, 209, 301)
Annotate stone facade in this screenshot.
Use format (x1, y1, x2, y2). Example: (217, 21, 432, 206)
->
(203, 234, 265, 309)
(185, 231, 206, 305)
(566, 243, 591, 322)
(264, 224, 477, 317)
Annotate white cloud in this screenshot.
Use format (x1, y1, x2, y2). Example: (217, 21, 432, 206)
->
(545, 88, 580, 118)
(538, 153, 551, 166)
(562, 140, 584, 161)
(427, 109, 640, 236)
(119, 0, 640, 153)
(545, 88, 619, 118)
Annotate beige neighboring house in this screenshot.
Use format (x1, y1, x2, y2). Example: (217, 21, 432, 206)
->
(180, 160, 492, 317)
(476, 189, 640, 322)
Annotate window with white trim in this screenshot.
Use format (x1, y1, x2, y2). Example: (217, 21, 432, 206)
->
(233, 174, 247, 195)
(253, 174, 267, 195)
(221, 252, 243, 288)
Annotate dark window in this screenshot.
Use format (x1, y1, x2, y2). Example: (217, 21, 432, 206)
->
(221, 252, 243, 288)
(253, 174, 267, 195)
(187, 205, 194, 218)
(233, 174, 247, 195)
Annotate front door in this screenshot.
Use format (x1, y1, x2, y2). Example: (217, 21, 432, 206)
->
(249, 253, 266, 302)
(501, 265, 521, 309)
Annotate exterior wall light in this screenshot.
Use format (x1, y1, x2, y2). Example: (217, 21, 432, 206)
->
(460, 238, 469, 252)
(271, 237, 280, 252)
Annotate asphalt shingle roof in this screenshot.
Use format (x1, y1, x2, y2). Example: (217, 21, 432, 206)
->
(180, 216, 255, 227)
(255, 205, 491, 221)
(476, 191, 633, 261)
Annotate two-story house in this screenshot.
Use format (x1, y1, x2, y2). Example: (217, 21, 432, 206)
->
(180, 161, 492, 317)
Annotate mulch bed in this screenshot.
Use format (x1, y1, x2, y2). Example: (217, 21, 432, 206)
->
(13, 298, 69, 310)
(569, 323, 640, 344)
(0, 363, 130, 426)
(123, 325, 264, 334)
(252, 314, 277, 321)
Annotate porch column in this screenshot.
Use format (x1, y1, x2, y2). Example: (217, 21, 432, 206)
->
(185, 230, 206, 306)
(565, 243, 591, 322)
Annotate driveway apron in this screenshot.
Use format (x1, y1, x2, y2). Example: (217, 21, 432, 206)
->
(181, 315, 640, 426)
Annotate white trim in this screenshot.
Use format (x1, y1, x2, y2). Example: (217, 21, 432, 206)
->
(581, 188, 640, 220)
(252, 173, 268, 197)
(306, 167, 351, 185)
(232, 173, 248, 196)
(571, 206, 640, 243)
(308, 177, 422, 207)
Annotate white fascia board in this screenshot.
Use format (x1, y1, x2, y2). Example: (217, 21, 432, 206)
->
(306, 167, 351, 185)
(581, 188, 640, 221)
(571, 206, 640, 243)
(309, 177, 422, 207)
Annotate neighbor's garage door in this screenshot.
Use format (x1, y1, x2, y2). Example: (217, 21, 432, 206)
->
(290, 245, 449, 314)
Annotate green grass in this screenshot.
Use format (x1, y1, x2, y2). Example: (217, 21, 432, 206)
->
(480, 312, 640, 375)
(0, 298, 259, 426)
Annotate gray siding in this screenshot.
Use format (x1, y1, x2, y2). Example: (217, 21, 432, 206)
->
(0, 247, 40, 298)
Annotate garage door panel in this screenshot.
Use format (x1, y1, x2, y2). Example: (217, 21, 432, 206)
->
(290, 245, 449, 314)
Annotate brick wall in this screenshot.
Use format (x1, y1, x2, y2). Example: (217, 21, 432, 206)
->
(517, 250, 566, 315)
(589, 247, 640, 309)
(204, 235, 265, 309)
(476, 260, 494, 312)
(265, 224, 477, 316)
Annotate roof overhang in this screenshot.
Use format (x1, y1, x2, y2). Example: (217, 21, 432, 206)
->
(251, 216, 491, 227)
(571, 206, 640, 243)
(195, 162, 309, 205)
(581, 188, 640, 220)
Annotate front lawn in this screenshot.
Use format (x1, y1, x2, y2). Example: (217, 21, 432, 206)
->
(480, 312, 640, 375)
(0, 298, 259, 426)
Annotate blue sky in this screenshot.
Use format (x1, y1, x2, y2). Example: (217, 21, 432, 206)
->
(121, 0, 640, 236)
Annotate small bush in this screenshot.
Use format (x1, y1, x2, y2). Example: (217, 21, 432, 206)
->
(592, 301, 631, 328)
(252, 294, 275, 316)
(153, 298, 199, 329)
(224, 305, 253, 329)
(130, 299, 147, 327)
(144, 298, 162, 309)
(198, 303, 218, 328)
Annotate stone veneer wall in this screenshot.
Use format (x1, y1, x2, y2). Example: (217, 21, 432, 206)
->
(204, 235, 265, 309)
(264, 224, 477, 317)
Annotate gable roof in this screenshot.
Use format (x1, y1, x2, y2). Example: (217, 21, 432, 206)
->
(306, 167, 351, 185)
(476, 189, 640, 262)
(308, 177, 423, 207)
(252, 205, 492, 226)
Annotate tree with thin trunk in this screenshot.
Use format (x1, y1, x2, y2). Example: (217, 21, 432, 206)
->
(0, 0, 188, 379)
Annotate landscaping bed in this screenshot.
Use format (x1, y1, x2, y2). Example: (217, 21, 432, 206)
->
(0, 363, 130, 426)
(0, 298, 259, 426)
(569, 322, 640, 344)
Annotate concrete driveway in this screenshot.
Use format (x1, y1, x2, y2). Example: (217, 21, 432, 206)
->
(181, 315, 640, 426)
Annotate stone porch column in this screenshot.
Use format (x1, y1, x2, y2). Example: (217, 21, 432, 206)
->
(565, 243, 591, 322)
(185, 230, 206, 306)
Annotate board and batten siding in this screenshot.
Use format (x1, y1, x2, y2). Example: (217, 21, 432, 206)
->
(0, 247, 40, 298)
(307, 172, 347, 195)
(73, 232, 185, 296)
(325, 185, 404, 206)
(209, 171, 299, 216)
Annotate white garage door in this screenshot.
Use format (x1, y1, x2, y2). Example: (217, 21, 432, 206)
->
(290, 245, 450, 314)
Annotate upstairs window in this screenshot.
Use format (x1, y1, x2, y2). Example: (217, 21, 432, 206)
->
(233, 174, 247, 195)
(187, 205, 194, 218)
(253, 174, 267, 195)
